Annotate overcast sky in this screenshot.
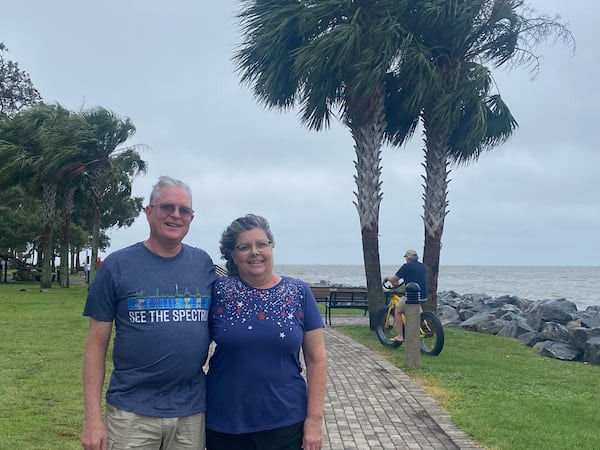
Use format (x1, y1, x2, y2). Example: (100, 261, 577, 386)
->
(2, 1, 598, 267)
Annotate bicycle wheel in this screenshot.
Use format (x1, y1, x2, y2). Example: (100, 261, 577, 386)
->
(419, 311, 444, 355)
(375, 306, 402, 348)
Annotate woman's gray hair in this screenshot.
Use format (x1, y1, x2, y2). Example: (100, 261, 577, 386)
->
(220, 214, 275, 276)
(148, 176, 193, 206)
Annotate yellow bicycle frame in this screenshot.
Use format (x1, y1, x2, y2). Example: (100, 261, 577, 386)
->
(385, 292, 429, 338)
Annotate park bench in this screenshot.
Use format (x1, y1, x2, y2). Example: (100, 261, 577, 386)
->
(309, 286, 331, 304)
(325, 287, 369, 325)
(309, 286, 368, 325)
(308, 286, 331, 322)
(313, 287, 403, 325)
(11, 267, 57, 282)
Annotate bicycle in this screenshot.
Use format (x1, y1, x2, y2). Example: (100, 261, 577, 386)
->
(375, 282, 444, 355)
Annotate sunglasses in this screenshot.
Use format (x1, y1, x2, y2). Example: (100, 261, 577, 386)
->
(149, 203, 194, 218)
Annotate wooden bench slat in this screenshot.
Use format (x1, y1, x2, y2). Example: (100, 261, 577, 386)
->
(309, 286, 332, 302)
(326, 289, 368, 325)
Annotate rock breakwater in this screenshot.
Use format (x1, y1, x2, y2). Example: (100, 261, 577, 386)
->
(438, 291, 600, 365)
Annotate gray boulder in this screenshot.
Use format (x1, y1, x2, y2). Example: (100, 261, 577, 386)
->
(460, 312, 497, 332)
(436, 290, 600, 365)
(579, 314, 600, 329)
(496, 303, 523, 318)
(477, 318, 508, 335)
(518, 331, 547, 347)
(437, 305, 460, 326)
(540, 322, 570, 344)
(583, 336, 600, 364)
(533, 341, 581, 361)
(569, 327, 600, 354)
(526, 298, 578, 331)
(498, 316, 535, 339)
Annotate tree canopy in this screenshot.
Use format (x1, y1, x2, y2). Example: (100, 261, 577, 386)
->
(389, 0, 573, 310)
(0, 103, 147, 287)
(233, 0, 574, 316)
(235, 0, 423, 324)
(0, 43, 41, 119)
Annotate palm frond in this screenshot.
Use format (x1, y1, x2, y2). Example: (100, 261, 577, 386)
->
(235, 0, 413, 131)
(449, 91, 517, 165)
(383, 72, 421, 147)
(234, 0, 306, 110)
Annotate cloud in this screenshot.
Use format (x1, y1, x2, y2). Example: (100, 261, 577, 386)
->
(2, 0, 598, 266)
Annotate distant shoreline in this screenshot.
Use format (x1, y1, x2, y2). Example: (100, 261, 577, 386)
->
(275, 264, 600, 310)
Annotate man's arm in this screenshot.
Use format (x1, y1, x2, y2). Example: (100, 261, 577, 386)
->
(383, 274, 402, 287)
(81, 319, 112, 450)
(302, 328, 327, 450)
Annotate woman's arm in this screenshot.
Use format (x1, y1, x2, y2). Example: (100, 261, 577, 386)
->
(302, 327, 327, 450)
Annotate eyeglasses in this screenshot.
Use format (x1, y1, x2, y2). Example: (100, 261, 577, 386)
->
(149, 203, 194, 218)
(234, 240, 272, 254)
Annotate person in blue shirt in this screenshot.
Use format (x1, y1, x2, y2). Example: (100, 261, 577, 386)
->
(81, 176, 217, 450)
(206, 214, 327, 450)
(383, 249, 428, 343)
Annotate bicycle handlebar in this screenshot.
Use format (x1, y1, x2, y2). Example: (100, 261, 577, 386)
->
(383, 280, 395, 290)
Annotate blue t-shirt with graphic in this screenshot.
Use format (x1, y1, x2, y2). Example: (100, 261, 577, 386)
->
(206, 275, 324, 434)
(83, 242, 216, 417)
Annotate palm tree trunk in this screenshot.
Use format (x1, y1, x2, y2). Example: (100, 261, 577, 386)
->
(90, 201, 101, 286)
(349, 97, 386, 329)
(88, 165, 112, 286)
(361, 225, 384, 328)
(58, 187, 76, 288)
(421, 116, 451, 312)
(40, 183, 56, 289)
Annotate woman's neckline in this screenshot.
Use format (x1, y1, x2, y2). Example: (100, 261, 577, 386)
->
(239, 273, 283, 290)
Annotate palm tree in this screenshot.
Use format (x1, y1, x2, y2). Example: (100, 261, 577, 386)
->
(389, 0, 573, 311)
(81, 107, 147, 285)
(0, 103, 93, 288)
(234, 0, 422, 327)
(48, 112, 98, 288)
(56, 160, 96, 288)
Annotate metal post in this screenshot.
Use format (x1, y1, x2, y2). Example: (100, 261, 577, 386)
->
(404, 282, 421, 368)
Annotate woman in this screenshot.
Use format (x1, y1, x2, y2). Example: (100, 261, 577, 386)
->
(206, 214, 327, 450)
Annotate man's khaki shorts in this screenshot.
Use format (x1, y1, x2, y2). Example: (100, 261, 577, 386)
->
(396, 296, 426, 315)
(395, 296, 407, 313)
(105, 404, 205, 450)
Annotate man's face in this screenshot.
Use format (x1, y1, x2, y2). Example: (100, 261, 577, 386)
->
(145, 186, 194, 245)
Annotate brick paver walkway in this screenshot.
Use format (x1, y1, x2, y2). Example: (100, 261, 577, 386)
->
(322, 316, 481, 449)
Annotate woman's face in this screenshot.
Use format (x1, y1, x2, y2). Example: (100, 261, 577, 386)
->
(232, 228, 273, 283)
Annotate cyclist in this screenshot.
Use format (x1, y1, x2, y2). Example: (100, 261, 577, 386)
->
(383, 249, 428, 343)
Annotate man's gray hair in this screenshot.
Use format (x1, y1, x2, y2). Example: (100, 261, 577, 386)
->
(149, 176, 192, 206)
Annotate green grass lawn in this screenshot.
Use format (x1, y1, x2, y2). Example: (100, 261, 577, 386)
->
(0, 282, 90, 450)
(2, 282, 599, 449)
(338, 325, 600, 450)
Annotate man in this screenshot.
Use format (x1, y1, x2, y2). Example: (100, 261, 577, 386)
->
(383, 249, 428, 343)
(81, 176, 217, 450)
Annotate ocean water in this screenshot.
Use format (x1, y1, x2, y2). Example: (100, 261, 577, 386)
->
(274, 264, 600, 311)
